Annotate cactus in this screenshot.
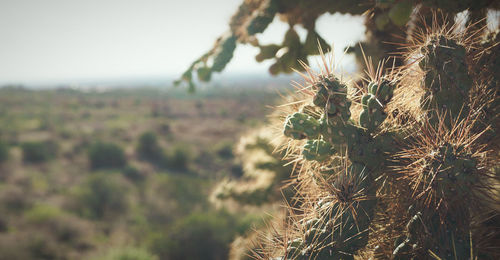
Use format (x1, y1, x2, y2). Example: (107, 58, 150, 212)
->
(178, 0, 499, 89)
(253, 19, 498, 260)
(302, 139, 335, 162)
(186, 1, 499, 259)
(269, 62, 399, 259)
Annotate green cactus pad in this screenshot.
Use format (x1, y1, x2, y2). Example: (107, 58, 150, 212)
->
(284, 112, 321, 140)
(196, 66, 212, 82)
(426, 143, 478, 197)
(302, 139, 335, 161)
(246, 0, 277, 35)
(361, 93, 373, 106)
(255, 44, 280, 62)
(283, 28, 301, 50)
(304, 30, 330, 55)
(368, 79, 394, 104)
(313, 84, 330, 108)
(212, 34, 237, 72)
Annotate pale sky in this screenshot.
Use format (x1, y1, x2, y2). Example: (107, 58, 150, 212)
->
(0, 0, 365, 85)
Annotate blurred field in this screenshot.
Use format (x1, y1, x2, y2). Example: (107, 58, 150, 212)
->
(0, 84, 286, 260)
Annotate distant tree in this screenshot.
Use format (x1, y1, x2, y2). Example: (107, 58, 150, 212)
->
(166, 145, 189, 170)
(97, 247, 158, 260)
(88, 142, 126, 170)
(136, 132, 164, 164)
(72, 174, 128, 220)
(0, 140, 8, 163)
(149, 211, 239, 260)
(21, 141, 57, 163)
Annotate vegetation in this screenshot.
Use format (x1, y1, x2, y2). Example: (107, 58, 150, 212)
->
(166, 145, 190, 170)
(185, 0, 499, 259)
(88, 142, 127, 170)
(70, 173, 130, 220)
(137, 132, 165, 165)
(213, 127, 294, 206)
(0, 140, 8, 163)
(0, 86, 281, 259)
(21, 140, 58, 163)
(149, 211, 247, 260)
(96, 247, 159, 260)
(1, 0, 498, 259)
(122, 165, 144, 182)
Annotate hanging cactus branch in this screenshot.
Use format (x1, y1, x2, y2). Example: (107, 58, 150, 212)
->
(179, 0, 499, 91)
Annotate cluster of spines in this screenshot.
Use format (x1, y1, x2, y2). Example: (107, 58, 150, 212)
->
(285, 163, 375, 260)
(418, 34, 472, 123)
(276, 22, 499, 258)
(387, 22, 498, 259)
(359, 79, 394, 132)
(280, 68, 398, 258)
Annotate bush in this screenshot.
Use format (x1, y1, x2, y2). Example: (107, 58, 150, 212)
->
(230, 163, 244, 178)
(149, 211, 240, 260)
(71, 174, 128, 219)
(123, 165, 144, 182)
(0, 215, 7, 232)
(88, 142, 126, 170)
(25, 204, 92, 246)
(0, 232, 64, 260)
(158, 123, 171, 135)
(166, 146, 189, 170)
(136, 132, 164, 164)
(25, 204, 64, 223)
(71, 174, 129, 220)
(0, 140, 8, 163)
(215, 141, 234, 159)
(0, 186, 32, 212)
(143, 175, 208, 224)
(97, 247, 158, 260)
(21, 141, 57, 163)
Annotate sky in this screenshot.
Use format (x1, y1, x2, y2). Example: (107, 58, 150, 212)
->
(0, 0, 365, 85)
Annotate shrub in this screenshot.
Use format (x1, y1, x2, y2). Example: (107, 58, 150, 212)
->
(88, 142, 126, 170)
(25, 204, 64, 223)
(0, 232, 64, 260)
(72, 174, 129, 220)
(157, 123, 171, 135)
(136, 132, 164, 164)
(0, 215, 7, 232)
(97, 247, 158, 260)
(21, 140, 57, 163)
(144, 175, 208, 223)
(0, 140, 8, 163)
(25, 204, 92, 246)
(166, 145, 189, 170)
(0, 186, 32, 212)
(230, 163, 244, 178)
(149, 211, 240, 260)
(215, 141, 234, 159)
(123, 165, 144, 182)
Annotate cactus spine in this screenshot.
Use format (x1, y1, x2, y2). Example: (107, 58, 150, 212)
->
(265, 20, 499, 260)
(182, 1, 500, 258)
